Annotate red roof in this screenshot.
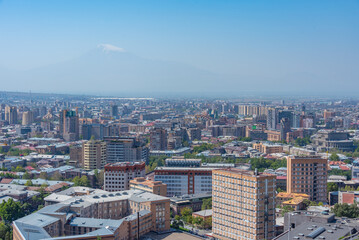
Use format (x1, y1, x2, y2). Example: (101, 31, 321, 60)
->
(0, 178, 13, 184)
(339, 165, 350, 171)
(276, 176, 287, 180)
(45, 182, 70, 192)
(25, 166, 35, 170)
(342, 193, 355, 204)
(27, 186, 41, 191)
(329, 161, 345, 166)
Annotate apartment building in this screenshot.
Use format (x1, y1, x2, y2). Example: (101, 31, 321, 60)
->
(104, 136, 149, 164)
(212, 168, 276, 240)
(82, 140, 106, 170)
(150, 128, 167, 150)
(104, 162, 146, 192)
(130, 177, 167, 196)
(154, 167, 213, 197)
(287, 156, 328, 203)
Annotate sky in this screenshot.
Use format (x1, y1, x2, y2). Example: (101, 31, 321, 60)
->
(0, 0, 358, 96)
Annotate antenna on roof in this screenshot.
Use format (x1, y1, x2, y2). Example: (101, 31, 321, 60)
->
(255, 168, 258, 176)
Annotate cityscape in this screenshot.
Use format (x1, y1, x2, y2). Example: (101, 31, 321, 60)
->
(0, 1, 359, 240)
(0, 93, 358, 240)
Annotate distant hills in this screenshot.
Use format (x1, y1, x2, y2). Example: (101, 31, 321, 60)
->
(0, 45, 357, 97)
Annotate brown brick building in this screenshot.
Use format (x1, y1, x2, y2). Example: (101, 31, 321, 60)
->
(212, 168, 276, 240)
(286, 156, 328, 203)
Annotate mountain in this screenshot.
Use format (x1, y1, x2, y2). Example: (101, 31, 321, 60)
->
(1, 45, 353, 96)
(0, 46, 241, 95)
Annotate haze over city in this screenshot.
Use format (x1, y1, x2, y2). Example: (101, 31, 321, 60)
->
(2, 1, 359, 240)
(0, 0, 358, 96)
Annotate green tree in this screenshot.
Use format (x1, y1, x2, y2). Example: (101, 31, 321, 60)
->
(201, 198, 212, 210)
(180, 207, 193, 217)
(25, 180, 33, 187)
(294, 137, 311, 147)
(329, 168, 352, 180)
(74, 176, 90, 187)
(327, 182, 338, 192)
(238, 137, 252, 142)
(39, 172, 48, 180)
(80, 175, 90, 187)
(192, 217, 203, 227)
(332, 203, 359, 218)
(193, 143, 214, 153)
(204, 216, 212, 229)
(5, 231, 11, 240)
(330, 153, 340, 161)
(185, 215, 193, 224)
(0, 198, 24, 223)
(73, 176, 81, 186)
(14, 166, 25, 172)
(51, 171, 63, 181)
(94, 170, 104, 187)
(0, 222, 11, 240)
(172, 219, 184, 229)
(281, 205, 294, 217)
(22, 172, 31, 180)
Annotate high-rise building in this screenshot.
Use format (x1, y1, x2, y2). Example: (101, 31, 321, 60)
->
(111, 104, 119, 118)
(83, 140, 106, 170)
(237, 105, 269, 117)
(266, 108, 277, 130)
(212, 168, 276, 240)
(5, 106, 18, 124)
(69, 145, 83, 167)
(150, 128, 167, 150)
(280, 117, 291, 140)
(104, 136, 149, 163)
(187, 127, 201, 141)
(278, 110, 293, 127)
(22, 111, 34, 125)
(292, 112, 301, 128)
(287, 156, 328, 202)
(59, 110, 79, 141)
(323, 110, 335, 121)
(104, 162, 146, 191)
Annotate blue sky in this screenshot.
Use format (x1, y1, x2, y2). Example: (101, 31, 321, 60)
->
(0, 0, 358, 95)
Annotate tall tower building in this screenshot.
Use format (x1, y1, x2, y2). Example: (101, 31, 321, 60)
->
(5, 106, 18, 124)
(110, 105, 119, 118)
(212, 168, 276, 240)
(280, 117, 291, 141)
(150, 128, 167, 150)
(287, 156, 328, 203)
(59, 110, 79, 141)
(83, 140, 107, 170)
(22, 111, 34, 125)
(266, 108, 277, 130)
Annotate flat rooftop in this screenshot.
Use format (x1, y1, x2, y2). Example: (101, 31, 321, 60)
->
(214, 168, 275, 178)
(142, 232, 204, 240)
